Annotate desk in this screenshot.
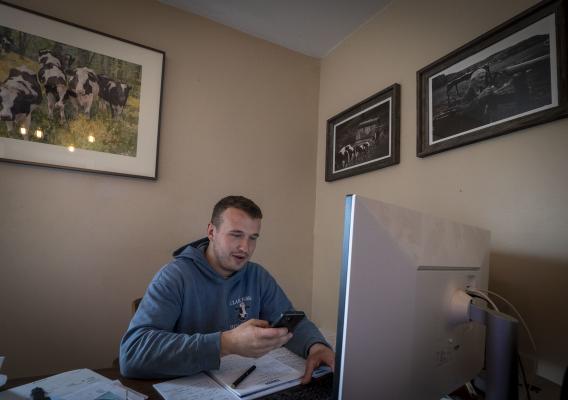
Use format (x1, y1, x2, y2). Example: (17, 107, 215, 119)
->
(4, 368, 561, 400)
(3, 368, 331, 400)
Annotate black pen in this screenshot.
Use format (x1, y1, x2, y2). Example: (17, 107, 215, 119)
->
(231, 365, 256, 389)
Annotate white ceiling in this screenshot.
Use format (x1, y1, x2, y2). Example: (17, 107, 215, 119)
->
(158, 0, 391, 58)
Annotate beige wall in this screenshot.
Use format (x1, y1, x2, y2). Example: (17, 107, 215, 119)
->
(312, 0, 568, 383)
(2, 0, 567, 385)
(0, 0, 319, 378)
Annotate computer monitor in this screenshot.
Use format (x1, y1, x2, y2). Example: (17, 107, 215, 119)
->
(333, 194, 492, 399)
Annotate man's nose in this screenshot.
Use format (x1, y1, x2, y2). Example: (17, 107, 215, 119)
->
(237, 238, 249, 253)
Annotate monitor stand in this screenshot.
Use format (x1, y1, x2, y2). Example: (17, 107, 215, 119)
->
(469, 303, 519, 400)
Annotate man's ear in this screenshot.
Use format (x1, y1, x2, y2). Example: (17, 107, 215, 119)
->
(207, 222, 215, 241)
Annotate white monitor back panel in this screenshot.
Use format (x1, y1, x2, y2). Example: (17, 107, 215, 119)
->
(335, 195, 490, 400)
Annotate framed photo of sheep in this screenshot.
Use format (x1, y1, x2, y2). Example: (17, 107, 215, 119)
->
(417, 0, 568, 158)
(325, 84, 400, 182)
(0, 1, 164, 179)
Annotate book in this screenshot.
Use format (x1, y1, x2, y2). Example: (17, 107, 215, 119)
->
(153, 347, 331, 400)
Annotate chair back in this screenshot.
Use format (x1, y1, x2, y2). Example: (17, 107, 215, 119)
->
(132, 298, 142, 315)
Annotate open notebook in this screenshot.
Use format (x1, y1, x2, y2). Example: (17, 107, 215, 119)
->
(154, 347, 331, 400)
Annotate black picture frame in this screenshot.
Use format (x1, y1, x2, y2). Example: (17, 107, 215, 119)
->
(0, 1, 165, 179)
(417, 0, 567, 158)
(325, 84, 400, 182)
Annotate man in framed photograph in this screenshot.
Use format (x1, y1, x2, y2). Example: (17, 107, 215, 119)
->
(457, 67, 496, 128)
(418, 0, 566, 158)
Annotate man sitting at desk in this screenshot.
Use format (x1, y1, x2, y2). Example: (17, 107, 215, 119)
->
(119, 195, 335, 382)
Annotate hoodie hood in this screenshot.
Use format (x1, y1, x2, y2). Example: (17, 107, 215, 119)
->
(172, 237, 248, 282)
(173, 237, 209, 257)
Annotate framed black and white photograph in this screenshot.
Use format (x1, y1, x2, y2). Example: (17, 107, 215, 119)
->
(325, 84, 400, 182)
(417, 0, 567, 158)
(0, 1, 164, 178)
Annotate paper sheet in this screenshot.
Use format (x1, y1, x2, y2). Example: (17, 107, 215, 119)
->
(153, 373, 237, 400)
(209, 353, 302, 397)
(61, 380, 147, 400)
(269, 347, 331, 378)
(0, 369, 111, 400)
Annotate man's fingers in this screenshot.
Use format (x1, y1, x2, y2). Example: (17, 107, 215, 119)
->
(316, 347, 335, 372)
(271, 331, 293, 347)
(258, 331, 292, 350)
(302, 345, 335, 384)
(256, 326, 288, 338)
(277, 332, 293, 347)
(250, 348, 271, 358)
(226, 320, 294, 358)
(251, 336, 289, 358)
(246, 319, 269, 328)
(301, 358, 318, 384)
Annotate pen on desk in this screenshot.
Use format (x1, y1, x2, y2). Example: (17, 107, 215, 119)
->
(231, 365, 256, 389)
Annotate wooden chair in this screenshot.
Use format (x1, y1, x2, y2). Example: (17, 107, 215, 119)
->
(112, 297, 143, 368)
(131, 297, 142, 314)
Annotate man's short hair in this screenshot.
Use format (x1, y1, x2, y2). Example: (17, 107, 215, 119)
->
(211, 196, 263, 227)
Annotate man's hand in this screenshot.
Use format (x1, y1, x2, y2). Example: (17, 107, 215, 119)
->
(221, 319, 292, 358)
(301, 343, 335, 384)
(479, 86, 495, 99)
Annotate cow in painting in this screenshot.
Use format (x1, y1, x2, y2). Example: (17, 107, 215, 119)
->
(38, 49, 68, 121)
(68, 67, 99, 118)
(0, 66, 42, 135)
(338, 144, 355, 169)
(98, 74, 130, 118)
(0, 35, 14, 55)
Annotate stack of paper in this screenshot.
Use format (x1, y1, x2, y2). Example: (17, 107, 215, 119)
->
(154, 347, 331, 400)
(0, 369, 146, 400)
(209, 352, 304, 398)
(150, 374, 236, 400)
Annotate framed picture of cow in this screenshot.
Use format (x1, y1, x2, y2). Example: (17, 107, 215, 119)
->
(417, 0, 567, 158)
(0, 1, 164, 179)
(325, 84, 400, 182)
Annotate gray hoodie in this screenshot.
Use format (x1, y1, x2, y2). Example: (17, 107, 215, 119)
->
(119, 238, 328, 379)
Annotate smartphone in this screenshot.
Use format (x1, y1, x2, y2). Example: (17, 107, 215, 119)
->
(271, 311, 305, 333)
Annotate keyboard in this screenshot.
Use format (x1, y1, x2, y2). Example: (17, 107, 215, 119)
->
(259, 374, 333, 400)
